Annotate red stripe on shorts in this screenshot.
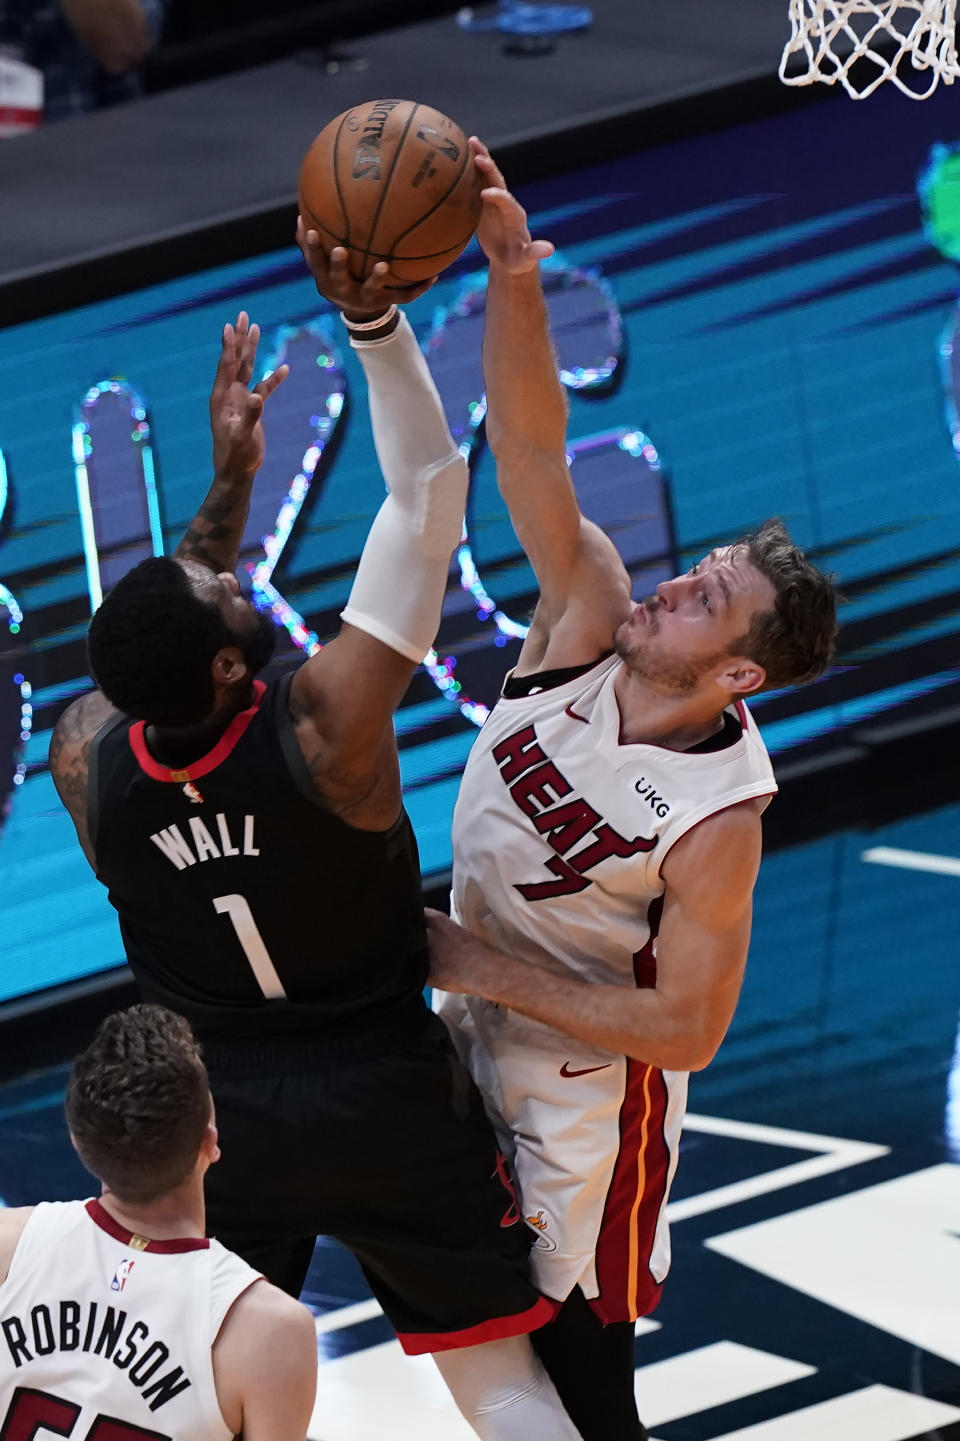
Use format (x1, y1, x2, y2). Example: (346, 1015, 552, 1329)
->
(397, 1294, 560, 1355)
(591, 895, 671, 1323)
(591, 1062, 670, 1323)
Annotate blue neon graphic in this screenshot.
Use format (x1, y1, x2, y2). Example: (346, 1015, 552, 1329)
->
(0, 448, 32, 811)
(73, 379, 164, 613)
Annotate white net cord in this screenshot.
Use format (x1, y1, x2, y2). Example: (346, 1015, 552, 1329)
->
(780, 0, 960, 98)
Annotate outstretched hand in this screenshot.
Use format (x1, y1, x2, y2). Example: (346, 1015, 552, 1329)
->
(210, 311, 288, 478)
(470, 137, 555, 276)
(296, 217, 437, 320)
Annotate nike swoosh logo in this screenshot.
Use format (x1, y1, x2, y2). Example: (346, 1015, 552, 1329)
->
(564, 704, 590, 725)
(560, 1062, 613, 1078)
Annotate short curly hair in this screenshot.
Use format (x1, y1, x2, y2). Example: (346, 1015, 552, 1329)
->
(66, 1005, 211, 1206)
(87, 557, 228, 726)
(732, 518, 839, 690)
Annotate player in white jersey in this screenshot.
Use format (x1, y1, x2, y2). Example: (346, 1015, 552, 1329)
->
(0, 1005, 317, 1441)
(428, 141, 840, 1441)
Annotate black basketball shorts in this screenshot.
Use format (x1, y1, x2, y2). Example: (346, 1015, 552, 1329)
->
(201, 1002, 556, 1353)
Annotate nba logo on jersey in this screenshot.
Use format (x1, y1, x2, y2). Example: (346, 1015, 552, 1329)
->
(110, 1258, 135, 1292)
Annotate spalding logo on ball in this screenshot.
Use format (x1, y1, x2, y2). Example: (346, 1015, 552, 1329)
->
(298, 99, 484, 284)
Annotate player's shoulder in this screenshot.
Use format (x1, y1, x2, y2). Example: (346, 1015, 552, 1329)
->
(670, 797, 764, 855)
(220, 1275, 315, 1352)
(212, 1278, 316, 1438)
(662, 800, 764, 903)
(50, 688, 118, 766)
(0, 1206, 37, 1285)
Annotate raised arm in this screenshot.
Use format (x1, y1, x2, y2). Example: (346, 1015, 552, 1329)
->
(426, 800, 763, 1070)
(174, 312, 288, 576)
(475, 141, 633, 668)
(52, 315, 288, 858)
(286, 236, 468, 825)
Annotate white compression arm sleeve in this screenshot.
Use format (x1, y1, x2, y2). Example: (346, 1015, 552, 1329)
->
(340, 311, 468, 664)
(434, 1336, 584, 1441)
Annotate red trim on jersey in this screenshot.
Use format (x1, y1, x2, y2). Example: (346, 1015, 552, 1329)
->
(734, 698, 749, 728)
(85, 1198, 210, 1253)
(632, 895, 663, 990)
(397, 1295, 559, 1355)
(128, 680, 266, 783)
(591, 1062, 669, 1323)
(0, 106, 41, 128)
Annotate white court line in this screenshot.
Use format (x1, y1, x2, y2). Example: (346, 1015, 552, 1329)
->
(637, 1341, 815, 1427)
(318, 1303, 660, 1343)
(312, 1115, 887, 1342)
(694, 1384, 960, 1440)
(684, 1113, 880, 1153)
(862, 845, 960, 877)
(314, 1298, 383, 1336)
(669, 1115, 888, 1223)
(309, 1340, 475, 1440)
(706, 1164, 960, 1369)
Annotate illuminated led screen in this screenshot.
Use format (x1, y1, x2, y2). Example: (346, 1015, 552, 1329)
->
(2, 95, 960, 1006)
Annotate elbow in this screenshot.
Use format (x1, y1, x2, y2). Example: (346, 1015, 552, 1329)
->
(685, 1042, 720, 1073)
(625, 1031, 721, 1073)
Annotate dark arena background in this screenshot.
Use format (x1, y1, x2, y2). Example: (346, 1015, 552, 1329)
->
(1, 2, 958, 1436)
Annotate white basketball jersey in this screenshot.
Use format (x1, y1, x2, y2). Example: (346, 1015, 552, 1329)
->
(438, 656, 777, 1319)
(450, 654, 776, 981)
(0, 1199, 261, 1441)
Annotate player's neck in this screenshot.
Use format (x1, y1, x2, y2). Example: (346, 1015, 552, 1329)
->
(613, 667, 727, 751)
(98, 1181, 206, 1243)
(145, 685, 254, 768)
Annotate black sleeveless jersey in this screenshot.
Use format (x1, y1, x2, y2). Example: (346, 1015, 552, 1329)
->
(89, 674, 429, 1039)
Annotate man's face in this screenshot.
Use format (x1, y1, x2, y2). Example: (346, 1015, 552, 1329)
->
(178, 559, 277, 678)
(614, 545, 776, 694)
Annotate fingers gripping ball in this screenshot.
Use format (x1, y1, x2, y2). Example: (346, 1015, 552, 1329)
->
(298, 99, 484, 284)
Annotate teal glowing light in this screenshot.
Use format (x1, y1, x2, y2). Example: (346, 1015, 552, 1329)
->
(919, 142, 960, 262)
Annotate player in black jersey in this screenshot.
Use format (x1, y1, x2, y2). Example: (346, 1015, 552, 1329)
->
(48, 218, 583, 1440)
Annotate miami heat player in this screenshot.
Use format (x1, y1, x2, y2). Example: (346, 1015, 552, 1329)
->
(428, 140, 840, 1441)
(0, 1006, 316, 1441)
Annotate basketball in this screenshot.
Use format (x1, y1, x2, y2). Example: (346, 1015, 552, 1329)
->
(298, 99, 484, 284)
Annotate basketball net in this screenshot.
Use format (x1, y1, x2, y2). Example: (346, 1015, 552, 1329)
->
(780, 0, 960, 98)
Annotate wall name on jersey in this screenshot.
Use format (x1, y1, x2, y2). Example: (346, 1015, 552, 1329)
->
(491, 725, 657, 901)
(634, 777, 671, 818)
(2, 1300, 191, 1412)
(149, 813, 259, 871)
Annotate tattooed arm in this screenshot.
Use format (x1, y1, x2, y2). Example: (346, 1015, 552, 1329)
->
(49, 690, 119, 870)
(174, 312, 288, 575)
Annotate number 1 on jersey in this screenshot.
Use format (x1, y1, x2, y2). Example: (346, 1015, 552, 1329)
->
(213, 894, 287, 999)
